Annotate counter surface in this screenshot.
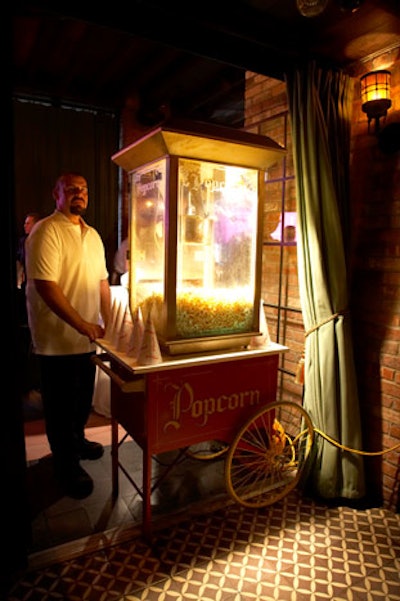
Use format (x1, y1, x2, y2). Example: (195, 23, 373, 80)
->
(95, 340, 288, 375)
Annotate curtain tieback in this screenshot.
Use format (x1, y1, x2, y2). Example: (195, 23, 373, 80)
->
(295, 310, 348, 385)
(304, 309, 348, 338)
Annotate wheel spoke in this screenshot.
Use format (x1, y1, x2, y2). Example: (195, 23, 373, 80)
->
(225, 401, 314, 508)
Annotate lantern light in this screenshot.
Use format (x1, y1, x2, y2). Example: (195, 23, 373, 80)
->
(360, 70, 391, 134)
(296, 0, 329, 17)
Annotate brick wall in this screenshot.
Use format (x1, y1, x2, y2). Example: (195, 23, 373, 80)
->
(350, 50, 400, 511)
(244, 54, 400, 511)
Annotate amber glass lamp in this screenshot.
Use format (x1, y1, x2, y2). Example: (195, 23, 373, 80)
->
(360, 70, 391, 133)
(296, 0, 329, 17)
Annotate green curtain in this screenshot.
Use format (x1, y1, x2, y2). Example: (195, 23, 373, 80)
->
(285, 62, 365, 500)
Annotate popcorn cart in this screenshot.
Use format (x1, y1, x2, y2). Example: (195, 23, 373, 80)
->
(95, 121, 314, 538)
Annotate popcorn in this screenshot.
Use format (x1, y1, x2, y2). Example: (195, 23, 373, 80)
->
(139, 288, 254, 338)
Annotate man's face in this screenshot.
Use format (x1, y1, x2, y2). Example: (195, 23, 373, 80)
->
(24, 215, 37, 234)
(55, 176, 89, 218)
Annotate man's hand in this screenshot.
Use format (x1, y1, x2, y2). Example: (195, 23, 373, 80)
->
(78, 321, 105, 343)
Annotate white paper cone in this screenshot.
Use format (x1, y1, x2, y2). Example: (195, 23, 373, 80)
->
(126, 306, 145, 358)
(112, 296, 128, 348)
(250, 300, 271, 348)
(105, 297, 119, 342)
(105, 286, 128, 343)
(116, 305, 134, 353)
(137, 312, 162, 365)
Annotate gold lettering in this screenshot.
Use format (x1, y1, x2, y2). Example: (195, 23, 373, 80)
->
(163, 380, 261, 432)
(217, 395, 228, 412)
(191, 399, 203, 419)
(165, 382, 194, 430)
(228, 393, 239, 410)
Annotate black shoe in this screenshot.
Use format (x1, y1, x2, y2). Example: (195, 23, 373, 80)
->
(58, 465, 94, 499)
(78, 439, 104, 460)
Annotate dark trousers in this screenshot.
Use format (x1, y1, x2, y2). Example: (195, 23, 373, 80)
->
(38, 353, 96, 471)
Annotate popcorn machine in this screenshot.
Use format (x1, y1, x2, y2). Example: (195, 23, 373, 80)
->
(112, 120, 285, 355)
(94, 122, 288, 538)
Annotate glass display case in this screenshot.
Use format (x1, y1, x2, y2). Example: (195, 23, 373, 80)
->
(112, 120, 285, 354)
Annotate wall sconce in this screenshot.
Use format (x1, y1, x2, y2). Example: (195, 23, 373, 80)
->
(296, 0, 329, 17)
(360, 70, 391, 134)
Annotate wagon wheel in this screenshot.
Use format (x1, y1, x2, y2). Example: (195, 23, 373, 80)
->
(225, 400, 314, 508)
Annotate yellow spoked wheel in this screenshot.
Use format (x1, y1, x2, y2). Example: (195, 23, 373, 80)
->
(225, 401, 314, 508)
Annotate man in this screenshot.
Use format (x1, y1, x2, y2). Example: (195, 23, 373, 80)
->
(25, 172, 111, 499)
(16, 211, 42, 399)
(16, 211, 41, 292)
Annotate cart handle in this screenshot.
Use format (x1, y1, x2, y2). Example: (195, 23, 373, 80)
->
(92, 353, 145, 393)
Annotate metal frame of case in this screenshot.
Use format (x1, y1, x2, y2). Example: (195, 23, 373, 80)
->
(112, 120, 286, 354)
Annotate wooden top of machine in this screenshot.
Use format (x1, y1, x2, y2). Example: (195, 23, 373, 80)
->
(112, 119, 286, 172)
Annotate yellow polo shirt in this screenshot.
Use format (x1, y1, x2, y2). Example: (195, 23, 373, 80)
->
(25, 210, 109, 355)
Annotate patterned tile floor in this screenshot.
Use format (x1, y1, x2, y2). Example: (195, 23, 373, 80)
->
(10, 409, 400, 600)
(25, 429, 230, 557)
(7, 490, 400, 601)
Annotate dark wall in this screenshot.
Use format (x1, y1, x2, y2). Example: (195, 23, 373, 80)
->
(13, 97, 121, 274)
